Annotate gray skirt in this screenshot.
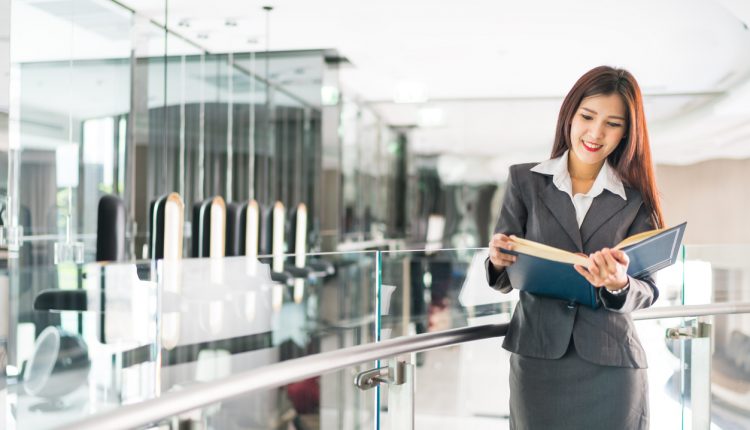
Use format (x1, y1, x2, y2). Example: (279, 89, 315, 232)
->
(509, 341, 649, 430)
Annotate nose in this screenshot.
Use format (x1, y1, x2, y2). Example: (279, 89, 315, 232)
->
(589, 121, 605, 140)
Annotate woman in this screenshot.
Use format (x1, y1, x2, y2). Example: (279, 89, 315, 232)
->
(486, 65, 664, 430)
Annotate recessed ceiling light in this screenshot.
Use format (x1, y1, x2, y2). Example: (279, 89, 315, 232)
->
(177, 19, 190, 28)
(225, 19, 237, 27)
(394, 81, 428, 104)
(418, 107, 445, 127)
(197, 33, 209, 40)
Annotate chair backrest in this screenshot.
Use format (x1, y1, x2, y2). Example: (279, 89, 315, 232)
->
(149, 194, 168, 260)
(192, 196, 226, 258)
(258, 203, 275, 256)
(287, 203, 307, 261)
(245, 200, 260, 259)
(149, 193, 184, 260)
(96, 194, 126, 262)
(225, 201, 247, 257)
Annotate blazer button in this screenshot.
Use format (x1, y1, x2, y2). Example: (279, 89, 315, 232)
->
(567, 301, 576, 310)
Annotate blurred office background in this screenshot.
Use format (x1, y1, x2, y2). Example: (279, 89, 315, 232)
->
(4, 0, 750, 261)
(2, 0, 750, 429)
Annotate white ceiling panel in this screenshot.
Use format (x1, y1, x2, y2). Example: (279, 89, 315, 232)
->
(16, 0, 750, 168)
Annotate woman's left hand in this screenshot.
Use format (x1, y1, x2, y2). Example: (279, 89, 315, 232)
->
(574, 248, 630, 291)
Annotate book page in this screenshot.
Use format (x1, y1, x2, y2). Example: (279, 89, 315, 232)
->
(614, 227, 666, 250)
(510, 237, 590, 266)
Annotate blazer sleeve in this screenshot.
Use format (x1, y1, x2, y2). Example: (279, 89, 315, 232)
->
(599, 202, 660, 312)
(485, 165, 528, 293)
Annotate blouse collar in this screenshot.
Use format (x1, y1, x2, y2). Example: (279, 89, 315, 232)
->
(530, 150, 626, 200)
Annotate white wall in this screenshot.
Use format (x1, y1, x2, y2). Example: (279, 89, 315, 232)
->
(658, 159, 750, 244)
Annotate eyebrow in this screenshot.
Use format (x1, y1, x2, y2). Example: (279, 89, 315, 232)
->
(580, 107, 626, 121)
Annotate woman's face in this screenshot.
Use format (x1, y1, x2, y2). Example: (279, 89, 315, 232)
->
(569, 93, 627, 166)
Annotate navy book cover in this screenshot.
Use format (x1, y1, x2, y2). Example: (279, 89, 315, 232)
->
(502, 222, 687, 309)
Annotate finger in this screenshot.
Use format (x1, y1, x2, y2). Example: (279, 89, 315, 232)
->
(491, 250, 516, 266)
(587, 255, 600, 276)
(491, 233, 509, 241)
(496, 256, 516, 267)
(574, 265, 594, 284)
(490, 234, 513, 250)
(610, 249, 629, 266)
(592, 251, 607, 272)
(602, 249, 618, 275)
(488, 235, 505, 248)
(489, 248, 505, 263)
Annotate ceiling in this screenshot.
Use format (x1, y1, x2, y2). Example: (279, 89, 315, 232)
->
(13, 0, 750, 180)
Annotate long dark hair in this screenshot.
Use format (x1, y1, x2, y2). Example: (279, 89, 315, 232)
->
(550, 66, 664, 228)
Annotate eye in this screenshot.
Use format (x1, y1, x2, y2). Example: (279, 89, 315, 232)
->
(580, 114, 593, 120)
(607, 122, 623, 127)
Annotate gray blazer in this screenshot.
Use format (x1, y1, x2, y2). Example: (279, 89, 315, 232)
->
(486, 162, 659, 368)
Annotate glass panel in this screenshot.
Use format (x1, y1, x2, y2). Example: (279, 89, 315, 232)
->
(159, 252, 379, 429)
(680, 245, 750, 428)
(153, 366, 375, 430)
(257, 251, 378, 429)
(378, 248, 514, 339)
(8, 249, 379, 429)
(12, 0, 132, 249)
(379, 247, 742, 429)
(11, 260, 159, 429)
(1, 0, 10, 422)
(638, 315, 716, 430)
(378, 248, 515, 429)
(339, 99, 396, 243)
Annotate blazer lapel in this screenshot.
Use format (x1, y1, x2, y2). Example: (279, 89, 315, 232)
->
(541, 181, 583, 251)
(580, 190, 628, 246)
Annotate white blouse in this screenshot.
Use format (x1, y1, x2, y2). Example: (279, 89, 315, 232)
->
(530, 150, 626, 227)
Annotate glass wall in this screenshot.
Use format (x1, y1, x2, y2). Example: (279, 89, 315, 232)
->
(340, 97, 400, 242)
(1, 0, 11, 427)
(2, 1, 307, 428)
(1, 1, 407, 428)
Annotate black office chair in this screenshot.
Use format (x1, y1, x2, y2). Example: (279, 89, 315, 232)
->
(35, 194, 129, 313)
(96, 194, 127, 262)
(225, 201, 248, 257)
(192, 196, 226, 258)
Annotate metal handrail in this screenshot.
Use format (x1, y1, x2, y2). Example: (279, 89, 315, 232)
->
(59, 302, 750, 430)
(632, 302, 750, 320)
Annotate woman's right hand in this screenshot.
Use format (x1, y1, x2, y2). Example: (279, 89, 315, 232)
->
(489, 233, 517, 270)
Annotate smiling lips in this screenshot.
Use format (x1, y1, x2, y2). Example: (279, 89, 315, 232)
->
(582, 140, 603, 152)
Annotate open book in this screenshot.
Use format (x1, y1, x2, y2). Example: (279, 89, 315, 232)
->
(500, 222, 686, 308)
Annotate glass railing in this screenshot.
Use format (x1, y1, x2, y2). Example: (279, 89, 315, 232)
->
(375, 245, 750, 429)
(377, 248, 512, 428)
(680, 245, 750, 429)
(8, 259, 159, 429)
(3, 245, 750, 429)
(5, 251, 380, 430)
